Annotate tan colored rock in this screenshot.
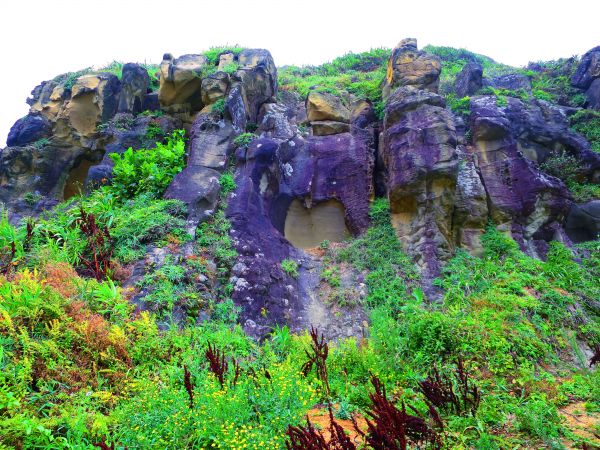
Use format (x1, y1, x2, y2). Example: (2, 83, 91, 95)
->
(306, 91, 350, 123)
(217, 52, 235, 71)
(201, 72, 229, 105)
(383, 38, 441, 99)
(311, 120, 350, 136)
(61, 73, 120, 137)
(29, 81, 67, 121)
(158, 53, 207, 110)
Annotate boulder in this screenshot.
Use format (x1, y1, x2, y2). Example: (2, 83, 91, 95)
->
(490, 73, 532, 92)
(350, 99, 376, 128)
(572, 46, 600, 89)
(453, 150, 489, 255)
(228, 49, 278, 125)
(455, 62, 483, 98)
(61, 73, 121, 138)
(311, 121, 350, 136)
(383, 38, 441, 99)
(565, 200, 600, 243)
(382, 85, 458, 281)
(227, 128, 374, 337)
(217, 52, 235, 71)
(187, 114, 234, 170)
(118, 63, 149, 114)
(28, 80, 67, 121)
(7, 113, 52, 147)
(258, 102, 295, 140)
(306, 91, 350, 123)
(164, 166, 221, 223)
(469, 95, 571, 256)
(201, 72, 229, 106)
(585, 78, 600, 110)
(158, 53, 208, 110)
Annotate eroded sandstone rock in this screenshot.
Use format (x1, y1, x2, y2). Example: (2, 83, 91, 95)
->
(469, 95, 572, 256)
(158, 53, 207, 110)
(383, 38, 441, 99)
(306, 91, 350, 123)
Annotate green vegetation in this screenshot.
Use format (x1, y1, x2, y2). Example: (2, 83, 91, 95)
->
(423, 45, 514, 95)
(211, 98, 226, 116)
(540, 149, 600, 202)
(109, 130, 186, 199)
(203, 46, 244, 65)
(53, 61, 161, 92)
(233, 132, 256, 148)
(1, 191, 599, 448)
(278, 48, 389, 119)
(571, 109, 600, 153)
(526, 58, 584, 107)
(445, 94, 471, 119)
(281, 258, 299, 278)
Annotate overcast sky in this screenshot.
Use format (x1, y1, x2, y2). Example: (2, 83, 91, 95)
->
(1, 0, 598, 146)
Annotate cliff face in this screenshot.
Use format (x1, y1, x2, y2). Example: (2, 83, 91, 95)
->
(1, 41, 600, 337)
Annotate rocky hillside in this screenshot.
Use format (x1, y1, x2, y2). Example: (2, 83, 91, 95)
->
(0, 41, 599, 449)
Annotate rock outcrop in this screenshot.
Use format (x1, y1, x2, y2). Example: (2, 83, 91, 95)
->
(455, 62, 483, 98)
(381, 40, 458, 284)
(383, 38, 441, 99)
(2, 40, 600, 336)
(118, 63, 149, 114)
(572, 46, 600, 109)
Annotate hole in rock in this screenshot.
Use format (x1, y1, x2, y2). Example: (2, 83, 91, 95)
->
(63, 158, 96, 200)
(284, 199, 350, 249)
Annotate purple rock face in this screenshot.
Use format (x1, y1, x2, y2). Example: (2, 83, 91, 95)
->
(455, 62, 483, 98)
(7, 113, 52, 147)
(469, 96, 572, 256)
(572, 46, 600, 89)
(382, 87, 458, 282)
(227, 129, 374, 337)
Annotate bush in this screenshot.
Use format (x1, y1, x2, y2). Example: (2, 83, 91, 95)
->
(211, 98, 226, 116)
(108, 130, 186, 199)
(233, 132, 256, 149)
(281, 259, 299, 278)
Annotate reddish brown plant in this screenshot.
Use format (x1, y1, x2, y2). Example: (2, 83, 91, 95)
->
(301, 326, 331, 397)
(359, 376, 441, 450)
(183, 365, 194, 409)
(418, 358, 480, 417)
(286, 405, 357, 450)
(76, 206, 112, 281)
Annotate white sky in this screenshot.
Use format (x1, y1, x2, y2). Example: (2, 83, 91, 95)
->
(1, 0, 598, 146)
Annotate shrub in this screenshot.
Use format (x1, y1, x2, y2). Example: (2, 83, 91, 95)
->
(446, 94, 471, 119)
(233, 132, 256, 149)
(211, 98, 226, 116)
(281, 259, 299, 278)
(571, 109, 600, 153)
(108, 129, 186, 199)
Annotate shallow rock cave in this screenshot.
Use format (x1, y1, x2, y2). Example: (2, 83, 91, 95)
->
(63, 157, 97, 200)
(283, 198, 350, 249)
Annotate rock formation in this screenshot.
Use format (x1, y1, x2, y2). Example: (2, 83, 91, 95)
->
(572, 46, 600, 109)
(1, 41, 600, 337)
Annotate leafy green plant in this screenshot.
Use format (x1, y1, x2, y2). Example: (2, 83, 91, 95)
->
(219, 172, 236, 195)
(108, 130, 186, 199)
(211, 98, 226, 116)
(281, 259, 299, 278)
(220, 62, 239, 75)
(233, 132, 256, 149)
